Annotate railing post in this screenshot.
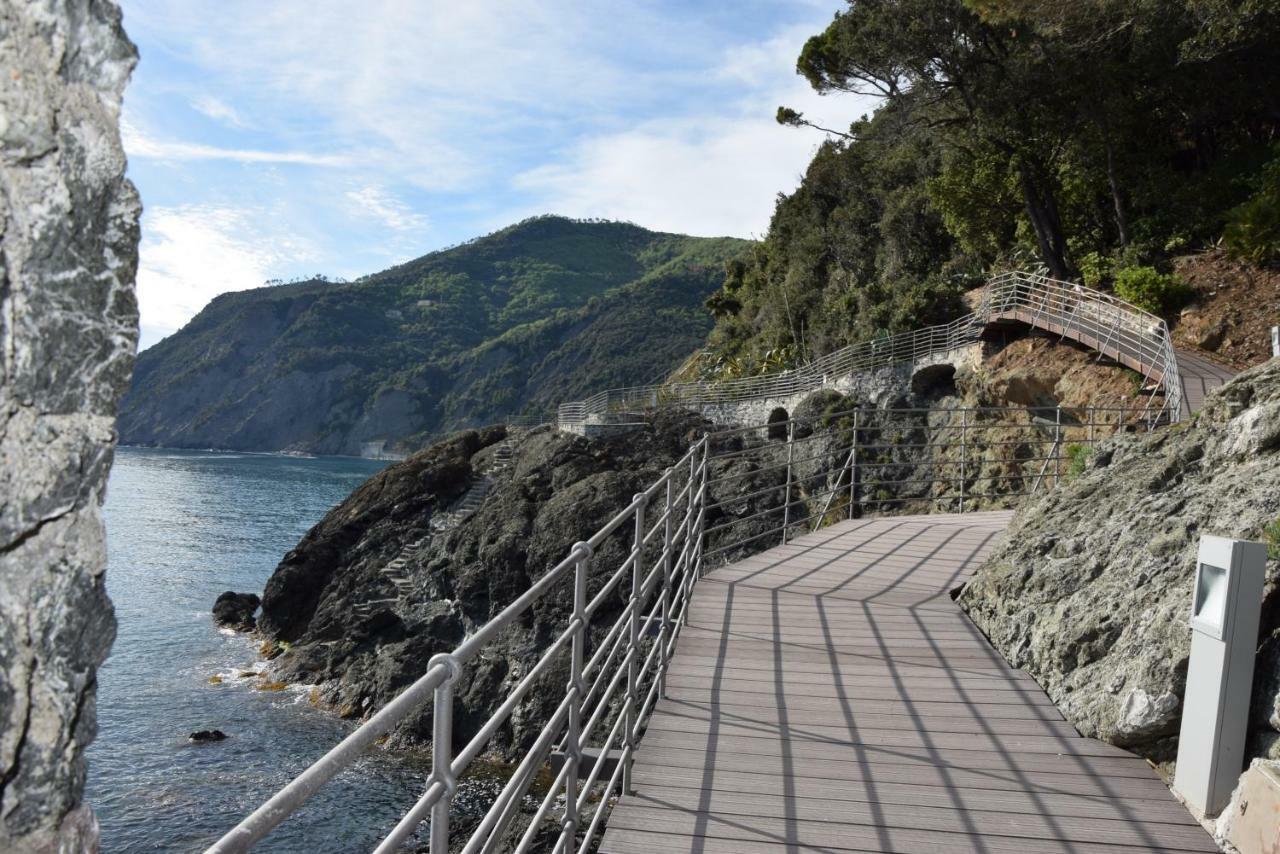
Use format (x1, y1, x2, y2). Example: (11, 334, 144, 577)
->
(695, 440, 708, 582)
(1054, 405, 1062, 487)
(560, 542, 591, 850)
(959, 408, 967, 514)
(624, 492, 646, 796)
(781, 420, 795, 544)
(659, 474, 674, 701)
(428, 653, 460, 854)
(847, 411, 859, 520)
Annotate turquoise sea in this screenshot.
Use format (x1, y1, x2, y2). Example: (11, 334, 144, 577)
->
(89, 447, 424, 853)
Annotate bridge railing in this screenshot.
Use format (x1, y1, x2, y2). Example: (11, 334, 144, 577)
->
(208, 397, 1164, 854)
(557, 270, 1183, 430)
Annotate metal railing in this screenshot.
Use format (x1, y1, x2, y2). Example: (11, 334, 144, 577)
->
(207, 438, 710, 854)
(557, 271, 1183, 431)
(697, 403, 1147, 565)
(207, 398, 1161, 854)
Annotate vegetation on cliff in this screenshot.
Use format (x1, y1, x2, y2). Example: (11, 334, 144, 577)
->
(118, 217, 747, 454)
(702, 0, 1280, 377)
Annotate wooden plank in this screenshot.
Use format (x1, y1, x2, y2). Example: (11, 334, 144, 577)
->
(629, 745, 1183, 800)
(612, 788, 1212, 848)
(639, 716, 1129, 758)
(647, 700, 1080, 738)
(601, 803, 1204, 854)
(626, 741, 1181, 792)
(662, 685, 1065, 715)
(599, 513, 1215, 853)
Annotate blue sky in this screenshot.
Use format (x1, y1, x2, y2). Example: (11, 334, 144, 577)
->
(120, 1, 874, 349)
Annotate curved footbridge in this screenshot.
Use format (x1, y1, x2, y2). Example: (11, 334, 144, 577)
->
(602, 512, 1216, 854)
(559, 271, 1240, 433)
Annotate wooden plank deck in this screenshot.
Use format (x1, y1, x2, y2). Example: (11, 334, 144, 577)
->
(1175, 348, 1236, 418)
(600, 512, 1216, 854)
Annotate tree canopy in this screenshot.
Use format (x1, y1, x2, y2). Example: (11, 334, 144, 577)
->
(702, 0, 1280, 375)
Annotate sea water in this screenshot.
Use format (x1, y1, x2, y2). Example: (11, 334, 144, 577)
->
(89, 447, 425, 853)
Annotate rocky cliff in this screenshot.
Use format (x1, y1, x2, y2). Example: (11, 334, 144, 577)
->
(118, 218, 748, 455)
(959, 359, 1280, 769)
(0, 2, 140, 850)
(257, 412, 718, 754)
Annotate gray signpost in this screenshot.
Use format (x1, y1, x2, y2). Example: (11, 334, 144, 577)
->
(1173, 535, 1268, 816)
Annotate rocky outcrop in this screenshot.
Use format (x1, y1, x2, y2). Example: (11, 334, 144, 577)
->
(212, 592, 260, 632)
(0, 2, 140, 851)
(958, 359, 1280, 768)
(257, 411, 793, 756)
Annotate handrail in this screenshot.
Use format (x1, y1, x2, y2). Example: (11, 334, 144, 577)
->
(557, 271, 1183, 431)
(206, 439, 709, 854)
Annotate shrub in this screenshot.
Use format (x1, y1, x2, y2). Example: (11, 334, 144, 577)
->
(1064, 443, 1091, 480)
(1113, 266, 1193, 315)
(1224, 150, 1280, 264)
(1263, 516, 1280, 560)
(1078, 252, 1114, 289)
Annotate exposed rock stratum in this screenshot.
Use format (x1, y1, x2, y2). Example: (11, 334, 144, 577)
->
(0, 1, 140, 849)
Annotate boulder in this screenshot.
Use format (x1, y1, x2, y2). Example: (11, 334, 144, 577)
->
(187, 730, 227, 743)
(958, 359, 1280, 766)
(212, 592, 261, 632)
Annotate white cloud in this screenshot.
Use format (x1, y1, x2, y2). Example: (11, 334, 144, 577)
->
(514, 120, 815, 238)
(344, 185, 429, 233)
(123, 121, 350, 167)
(510, 27, 877, 238)
(136, 204, 321, 349)
(120, 1, 732, 193)
(190, 94, 249, 128)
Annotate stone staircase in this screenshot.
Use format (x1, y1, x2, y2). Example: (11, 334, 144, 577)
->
(353, 437, 516, 619)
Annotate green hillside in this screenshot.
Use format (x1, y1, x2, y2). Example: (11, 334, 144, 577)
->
(118, 216, 748, 454)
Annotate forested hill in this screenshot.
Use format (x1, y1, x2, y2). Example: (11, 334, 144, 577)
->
(697, 0, 1280, 382)
(118, 217, 748, 454)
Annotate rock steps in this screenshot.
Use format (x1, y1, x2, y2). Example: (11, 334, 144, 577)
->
(353, 437, 516, 619)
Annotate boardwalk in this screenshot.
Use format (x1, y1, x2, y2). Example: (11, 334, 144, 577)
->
(600, 512, 1215, 854)
(1175, 348, 1237, 417)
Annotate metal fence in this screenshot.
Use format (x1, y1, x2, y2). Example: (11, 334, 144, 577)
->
(698, 403, 1145, 565)
(207, 439, 710, 854)
(206, 398, 1157, 854)
(557, 271, 1183, 431)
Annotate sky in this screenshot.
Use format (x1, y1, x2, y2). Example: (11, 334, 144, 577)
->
(120, 1, 876, 350)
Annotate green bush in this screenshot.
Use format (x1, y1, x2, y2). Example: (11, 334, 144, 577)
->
(1064, 443, 1092, 479)
(1224, 150, 1280, 264)
(1113, 266, 1193, 315)
(1263, 516, 1280, 560)
(1077, 252, 1114, 289)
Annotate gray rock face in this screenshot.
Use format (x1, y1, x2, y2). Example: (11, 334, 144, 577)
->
(0, 2, 139, 850)
(958, 360, 1280, 765)
(258, 411, 767, 756)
